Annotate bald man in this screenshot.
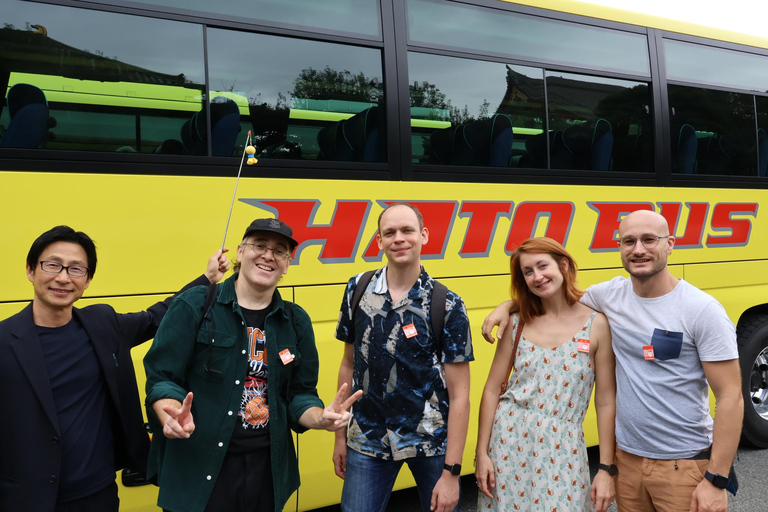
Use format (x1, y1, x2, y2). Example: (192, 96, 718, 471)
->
(482, 211, 743, 512)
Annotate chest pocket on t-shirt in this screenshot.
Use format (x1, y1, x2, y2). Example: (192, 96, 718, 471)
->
(651, 328, 683, 360)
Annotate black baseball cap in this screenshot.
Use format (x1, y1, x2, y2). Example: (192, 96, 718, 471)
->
(242, 218, 299, 250)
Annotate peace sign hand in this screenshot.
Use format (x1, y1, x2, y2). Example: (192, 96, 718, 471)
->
(320, 383, 363, 432)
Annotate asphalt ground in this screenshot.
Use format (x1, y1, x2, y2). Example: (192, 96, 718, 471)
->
(310, 444, 768, 511)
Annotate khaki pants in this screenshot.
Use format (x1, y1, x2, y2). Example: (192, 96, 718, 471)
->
(615, 447, 709, 512)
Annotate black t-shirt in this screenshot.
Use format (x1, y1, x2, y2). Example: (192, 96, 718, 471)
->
(228, 304, 272, 453)
(37, 318, 115, 502)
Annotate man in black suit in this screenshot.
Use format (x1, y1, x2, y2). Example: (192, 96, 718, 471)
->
(0, 225, 229, 512)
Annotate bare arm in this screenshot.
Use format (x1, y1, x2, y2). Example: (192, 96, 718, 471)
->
(690, 359, 743, 512)
(430, 361, 470, 512)
(475, 319, 517, 499)
(590, 314, 616, 512)
(333, 343, 356, 479)
(481, 300, 514, 343)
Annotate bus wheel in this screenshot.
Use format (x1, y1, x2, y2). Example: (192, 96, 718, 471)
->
(738, 315, 768, 448)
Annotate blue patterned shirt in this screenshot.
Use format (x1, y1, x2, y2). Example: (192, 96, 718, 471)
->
(335, 266, 473, 460)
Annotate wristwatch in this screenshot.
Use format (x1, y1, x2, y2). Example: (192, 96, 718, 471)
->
(704, 471, 729, 489)
(598, 463, 619, 476)
(443, 463, 462, 476)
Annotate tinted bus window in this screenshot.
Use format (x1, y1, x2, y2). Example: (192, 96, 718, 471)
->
(80, 0, 382, 38)
(0, 0, 204, 153)
(207, 29, 386, 162)
(668, 85, 758, 176)
(546, 72, 653, 172)
(407, 0, 650, 77)
(665, 39, 768, 93)
(758, 96, 768, 177)
(408, 52, 544, 168)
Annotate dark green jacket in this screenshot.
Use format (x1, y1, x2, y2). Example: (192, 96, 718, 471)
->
(144, 273, 324, 512)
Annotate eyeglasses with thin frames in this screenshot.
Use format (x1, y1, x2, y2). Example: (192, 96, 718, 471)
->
(38, 260, 90, 277)
(243, 241, 291, 261)
(617, 235, 670, 250)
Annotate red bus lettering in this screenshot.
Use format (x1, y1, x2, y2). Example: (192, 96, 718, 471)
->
(658, 202, 709, 248)
(706, 203, 758, 247)
(240, 199, 370, 263)
(588, 202, 653, 251)
(458, 201, 514, 257)
(505, 202, 575, 253)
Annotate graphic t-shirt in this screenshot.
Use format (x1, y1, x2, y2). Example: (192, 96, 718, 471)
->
(228, 304, 272, 453)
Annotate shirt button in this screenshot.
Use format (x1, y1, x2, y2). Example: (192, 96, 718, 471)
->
(242, 350, 246, 355)
(241, 321, 245, 326)
(235, 380, 240, 385)
(49, 475, 57, 483)
(206, 475, 212, 481)
(218, 442, 224, 447)
(228, 411, 233, 416)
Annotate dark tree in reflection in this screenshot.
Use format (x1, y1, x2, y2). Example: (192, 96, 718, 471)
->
(290, 66, 382, 102)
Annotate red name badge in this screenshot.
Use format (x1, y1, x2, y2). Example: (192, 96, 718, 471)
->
(576, 339, 590, 353)
(403, 323, 418, 338)
(643, 346, 655, 361)
(279, 349, 295, 365)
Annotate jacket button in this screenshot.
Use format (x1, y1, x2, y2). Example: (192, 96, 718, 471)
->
(235, 380, 240, 385)
(49, 475, 57, 483)
(228, 411, 233, 416)
(206, 475, 212, 481)
(52, 436, 59, 444)
(218, 442, 224, 447)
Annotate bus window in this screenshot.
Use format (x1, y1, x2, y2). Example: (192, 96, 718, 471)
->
(0, 1, 205, 153)
(83, 0, 382, 39)
(665, 39, 768, 93)
(758, 96, 768, 177)
(206, 28, 386, 163)
(669, 85, 758, 176)
(408, 52, 545, 169)
(545, 71, 653, 172)
(406, 0, 650, 77)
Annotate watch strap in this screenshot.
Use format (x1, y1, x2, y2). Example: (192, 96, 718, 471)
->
(704, 470, 729, 489)
(443, 463, 461, 476)
(598, 463, 618, 476)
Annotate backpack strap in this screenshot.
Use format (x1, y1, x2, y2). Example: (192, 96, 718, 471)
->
(200, 283, 220, 375)
(350, 270, 376, 336)
(430, 280, 447, 356)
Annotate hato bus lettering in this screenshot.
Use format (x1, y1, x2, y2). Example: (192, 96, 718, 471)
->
(240, 199, 758, 263)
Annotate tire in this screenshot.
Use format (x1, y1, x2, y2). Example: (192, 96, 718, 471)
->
(737, 314, 768, 448)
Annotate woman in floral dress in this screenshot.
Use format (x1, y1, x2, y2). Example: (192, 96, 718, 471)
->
(475, 237, 616, 512)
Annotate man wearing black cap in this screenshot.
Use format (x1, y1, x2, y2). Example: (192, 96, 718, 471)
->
(144, 218, 361, 512)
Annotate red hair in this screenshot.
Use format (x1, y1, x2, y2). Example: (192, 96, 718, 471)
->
(509, 237, 584, 323)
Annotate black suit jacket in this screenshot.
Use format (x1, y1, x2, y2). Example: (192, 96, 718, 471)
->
(0, 276, 210, 512)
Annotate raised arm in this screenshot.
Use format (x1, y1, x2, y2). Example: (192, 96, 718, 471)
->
(481, 300, 514, 343)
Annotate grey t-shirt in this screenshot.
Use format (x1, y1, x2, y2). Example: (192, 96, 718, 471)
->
(581, 277, 738, 459)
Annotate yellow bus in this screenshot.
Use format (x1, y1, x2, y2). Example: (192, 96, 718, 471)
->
(2, 0, 768, 510)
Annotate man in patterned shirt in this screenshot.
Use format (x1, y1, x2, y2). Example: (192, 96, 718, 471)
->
(333, 203, 474, 512)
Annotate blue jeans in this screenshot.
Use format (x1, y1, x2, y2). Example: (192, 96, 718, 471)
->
(340, 449, 460, 512)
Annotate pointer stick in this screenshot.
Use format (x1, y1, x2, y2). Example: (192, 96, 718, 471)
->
(221, 130, 257, 251)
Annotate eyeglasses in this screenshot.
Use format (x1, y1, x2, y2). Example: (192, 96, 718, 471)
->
(617, 235, 670, 250)
(39, 260, 90, 277)
(243, 241, 291, 261)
